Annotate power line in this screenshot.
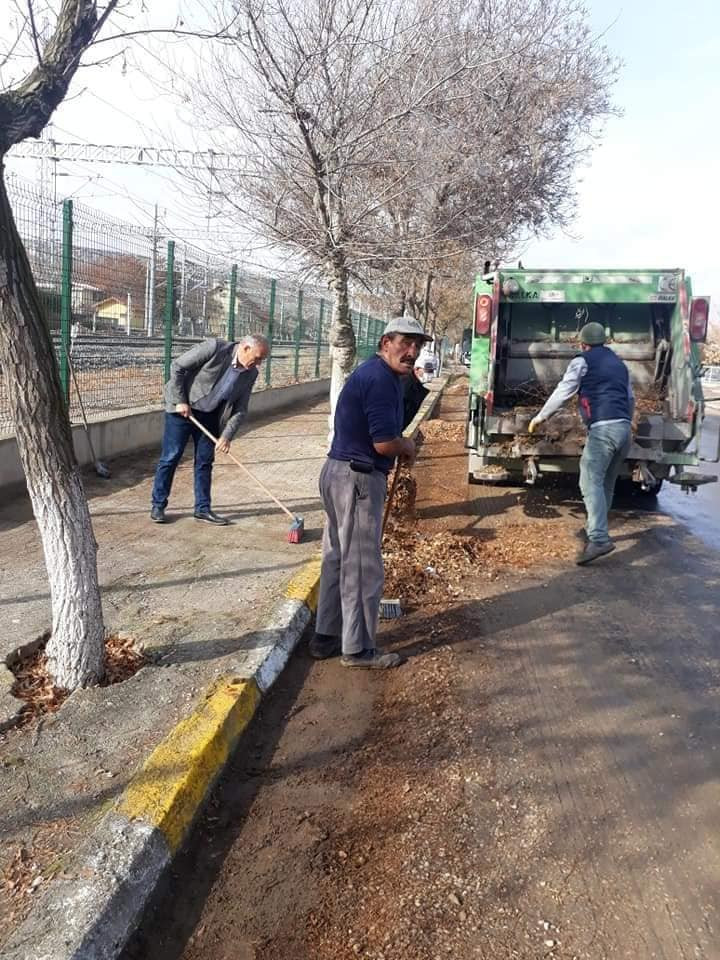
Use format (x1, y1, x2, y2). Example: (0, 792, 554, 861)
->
(9, 138, 241, 171)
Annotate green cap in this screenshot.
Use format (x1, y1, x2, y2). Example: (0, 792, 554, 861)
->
(580, 322, 606, 346)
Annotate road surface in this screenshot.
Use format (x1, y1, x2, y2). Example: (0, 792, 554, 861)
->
(123, 398, 720, 960)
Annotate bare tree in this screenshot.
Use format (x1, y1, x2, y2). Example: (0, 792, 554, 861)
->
(185, 0, 617, 410)
(0, 2, 241, 690)
(373, 0, 618, 333)
(186, 0, 486, 412)
(0, 1, 125, 689)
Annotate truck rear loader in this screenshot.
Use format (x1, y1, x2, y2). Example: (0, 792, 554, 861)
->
(466, 267, 717, 493)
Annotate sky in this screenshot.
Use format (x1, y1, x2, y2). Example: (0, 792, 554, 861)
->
(2, 0, 719, 312)
(522, 0, 720, 324)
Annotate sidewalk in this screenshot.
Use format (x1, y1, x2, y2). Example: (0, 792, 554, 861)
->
(0, 398, 329, 943)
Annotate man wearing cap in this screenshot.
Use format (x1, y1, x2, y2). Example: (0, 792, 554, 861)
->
(310, 316, 431, 666)
(528, 321, 634, 565)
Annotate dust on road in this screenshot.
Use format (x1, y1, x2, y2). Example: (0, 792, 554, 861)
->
(123, 386, 720, 960)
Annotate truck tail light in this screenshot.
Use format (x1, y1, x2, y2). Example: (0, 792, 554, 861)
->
(689, 297, 709, 342)
(475, 294, 492, 336)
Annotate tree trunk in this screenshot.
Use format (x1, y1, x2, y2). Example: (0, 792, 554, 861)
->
(327, 262, 356, 438)
(423, 271, 434, 338)
(0, 168, 104, 689)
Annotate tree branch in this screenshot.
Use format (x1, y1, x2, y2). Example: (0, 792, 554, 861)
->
(0, 0, 121, 153)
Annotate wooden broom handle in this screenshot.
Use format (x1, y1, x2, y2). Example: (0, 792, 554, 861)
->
(382, 465, 401, 536)
(188, 415, 295, 520)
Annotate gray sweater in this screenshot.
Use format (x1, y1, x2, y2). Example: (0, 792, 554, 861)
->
(164, 338, 258, 440)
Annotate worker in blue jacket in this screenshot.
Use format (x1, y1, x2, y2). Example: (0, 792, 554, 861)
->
(528, 321, 634, 565)
(310, 316, 431, 666)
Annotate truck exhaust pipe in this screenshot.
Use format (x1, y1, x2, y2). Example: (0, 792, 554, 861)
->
(525, 457, 539, 485)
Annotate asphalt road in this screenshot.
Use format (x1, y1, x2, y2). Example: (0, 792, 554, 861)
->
(122, 401, 720, 960)
(660, 409, 720, 550)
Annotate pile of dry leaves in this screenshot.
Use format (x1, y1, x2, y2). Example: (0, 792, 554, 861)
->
(10, 632, 146, 725)
(420, 420, 465, 443)
(383, 523, 573, 607)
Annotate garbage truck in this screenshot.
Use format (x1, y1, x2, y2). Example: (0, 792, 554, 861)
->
(466, 267, 717, 493)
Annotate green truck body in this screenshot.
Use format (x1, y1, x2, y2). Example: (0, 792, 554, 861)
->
(466, 267, 715, 492)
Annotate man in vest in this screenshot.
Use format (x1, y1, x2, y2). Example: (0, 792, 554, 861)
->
(528, 321, 634, 565)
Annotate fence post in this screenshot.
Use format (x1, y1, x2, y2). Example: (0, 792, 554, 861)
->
(265, 278, 276, 387)
(315, 299, 325, 379)
(294, 288, 303, 380)
(164, 240, 175, 383)
(59, 198, 73, 406)
(228, 264, 237, 341)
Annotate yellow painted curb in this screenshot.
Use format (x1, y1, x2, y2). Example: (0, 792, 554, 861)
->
(284, 556, 322, 612)
(119, 677, 261, 852)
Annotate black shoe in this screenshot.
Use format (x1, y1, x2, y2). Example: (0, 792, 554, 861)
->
(576, 540, 615, 566)
(574, 527, 588, 542)
(194, 509, 229, 526)
(150, 506, 166, 523)
(308, 634, 341, 660)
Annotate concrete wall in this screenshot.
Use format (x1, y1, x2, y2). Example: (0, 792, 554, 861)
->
(0, 379, 330, 496)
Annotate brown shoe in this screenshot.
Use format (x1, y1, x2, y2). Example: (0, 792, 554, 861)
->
(341, 650, 404, 669)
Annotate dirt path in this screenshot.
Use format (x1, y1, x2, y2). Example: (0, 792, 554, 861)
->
(123, 389, 720, 960)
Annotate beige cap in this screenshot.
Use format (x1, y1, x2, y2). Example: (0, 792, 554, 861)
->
(383, 316, 432, 340)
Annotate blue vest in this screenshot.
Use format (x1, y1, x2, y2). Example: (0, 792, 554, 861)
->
(578, 345, 631, 426)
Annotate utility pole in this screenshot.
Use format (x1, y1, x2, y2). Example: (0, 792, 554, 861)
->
(178, 243, 187, 334)
(147, 203, 158, 336)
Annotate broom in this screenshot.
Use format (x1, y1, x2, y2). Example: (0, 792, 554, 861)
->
(67, 351, 111, 478)
(379, 466, 402, 619)
(188, 416, 304, 543)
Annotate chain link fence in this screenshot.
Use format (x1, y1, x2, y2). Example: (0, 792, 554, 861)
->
(1, 179, 385, 433)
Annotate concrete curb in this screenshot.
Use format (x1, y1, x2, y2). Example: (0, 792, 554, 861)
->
(2, 376, 447, 960)
(1, 560, 322, 960)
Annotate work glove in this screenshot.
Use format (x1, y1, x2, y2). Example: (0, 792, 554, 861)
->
(528, 416, 541, 435)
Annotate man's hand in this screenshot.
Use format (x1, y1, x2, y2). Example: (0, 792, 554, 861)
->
(216, 437, 231, 455)
(399, 437, 416, 466)
(528, 416, 542, 435)
(175, 403, 191, 418)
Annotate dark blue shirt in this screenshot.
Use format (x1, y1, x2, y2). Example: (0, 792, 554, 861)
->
(329, 355, 403, 474)
(192, 363, 247, 412)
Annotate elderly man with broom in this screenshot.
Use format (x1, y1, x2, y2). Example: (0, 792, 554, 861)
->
(310, 316, 431, 668)
(150, 333, 269, 526)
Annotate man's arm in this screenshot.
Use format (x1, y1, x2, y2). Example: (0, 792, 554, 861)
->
(367, 376, 416, 463)
(533, 356, 588, 424)
(166, 338, 218, 406)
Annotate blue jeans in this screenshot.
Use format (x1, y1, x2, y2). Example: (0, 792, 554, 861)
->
(579, 421, 632, 544)
(151, 410, 219, 513)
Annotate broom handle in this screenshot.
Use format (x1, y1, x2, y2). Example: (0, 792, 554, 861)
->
(382, 465, 401, 536)
(67, 350, 100, 461)
(188, 415, 295, 520)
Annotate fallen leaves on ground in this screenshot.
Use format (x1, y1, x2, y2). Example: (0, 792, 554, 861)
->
(419, 420, 465, 443)
(383, 523, 573, 606)
(9, 632, 146, 726)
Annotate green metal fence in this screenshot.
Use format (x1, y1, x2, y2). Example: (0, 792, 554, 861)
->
(1, 179, 384, 434)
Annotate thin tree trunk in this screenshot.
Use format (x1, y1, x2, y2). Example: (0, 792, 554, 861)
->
(423, 271, 434, 337)
(327, 262, 356, 439)
(0, 169, 104, 689)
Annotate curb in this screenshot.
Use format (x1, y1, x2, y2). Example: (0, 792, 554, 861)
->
(1, 559, 322, 960)
(2, 376, 447, 960)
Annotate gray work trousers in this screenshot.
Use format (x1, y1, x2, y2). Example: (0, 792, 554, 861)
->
(316, 458, 388, 655)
